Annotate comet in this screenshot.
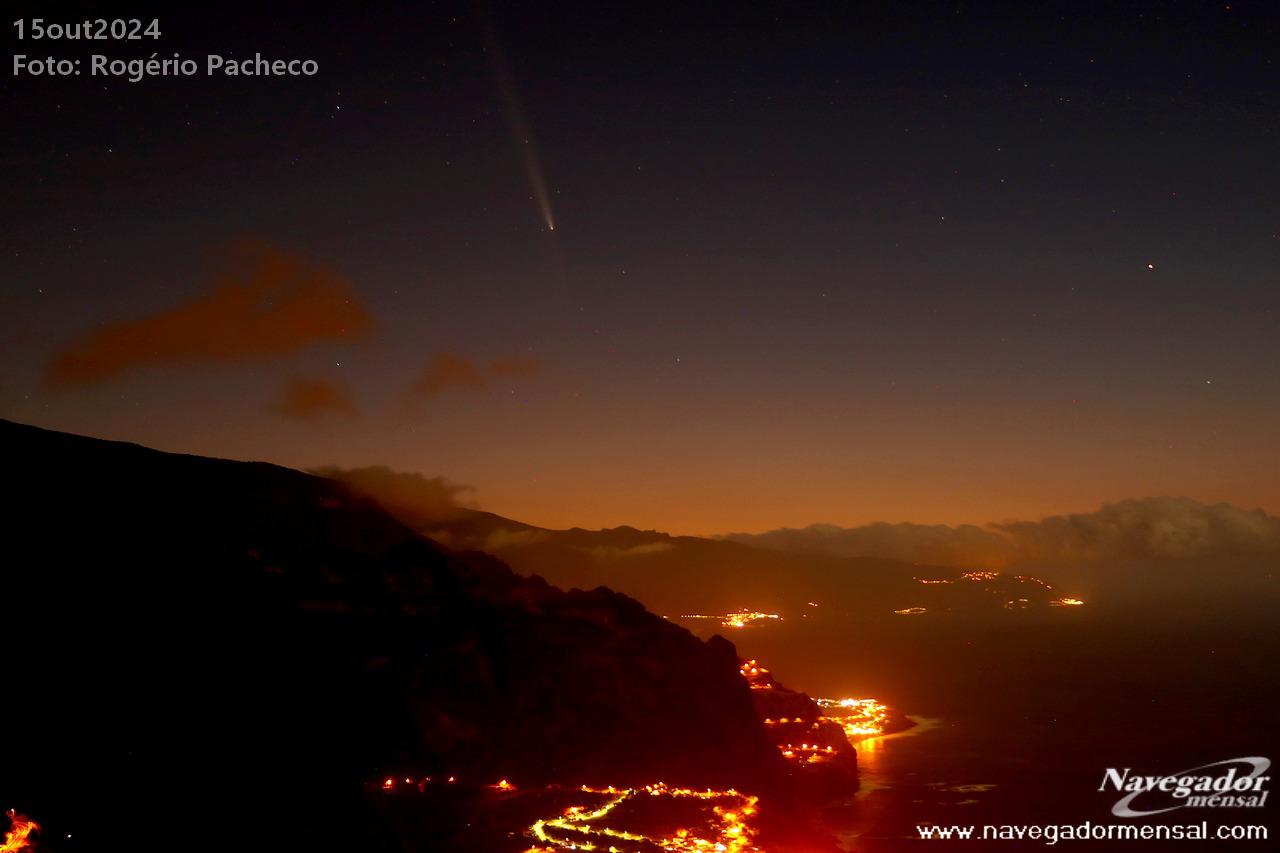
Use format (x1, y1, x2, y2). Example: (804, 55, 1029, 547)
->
(479, 7, 557, 232)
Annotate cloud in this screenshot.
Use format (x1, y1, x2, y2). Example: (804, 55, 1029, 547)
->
(412, 353, 486, 395)
(488, 355, 541, 379)
(723, 522, 1013, 567)
(48, 240, 374, 388)
(993, 497, 1280, 562)
(577, 542, 676, 560)
(274, 378, 357, 420)
(724, 498, 1280, 566)
(411, 352, 541, 395)
(311, 464, 476, 527)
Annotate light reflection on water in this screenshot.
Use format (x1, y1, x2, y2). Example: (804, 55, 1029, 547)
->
(830, 716, 1050, 851)
(850, 716, 943, 795)
(713, 601, 1277, 850)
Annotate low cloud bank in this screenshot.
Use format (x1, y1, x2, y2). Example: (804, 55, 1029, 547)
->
(723, 498, 1280, 566)
(578, 542, 675, 560)
(724, 522, 1012, 567)
(993, 498, 1280, 562)
(311, 465, 475, 526)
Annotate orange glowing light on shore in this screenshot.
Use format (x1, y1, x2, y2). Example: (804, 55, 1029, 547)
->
(382, 774, 455, 791)
(815, 698, 893, 738)
(893, 606, 927, 615)
(683, 611, 781, 629)
(527, 782, 761, 852)
(778, 742, 839, 764)
(1014, 574, 1054, 590)
(742, 657, 897, 761)
(1050, 597, 1085, 607)
(1, 811, 38, 853)
(739, 659, 776, 689)
(378, 772, 760, 851)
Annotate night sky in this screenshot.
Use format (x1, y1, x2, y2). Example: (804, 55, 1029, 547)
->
(3, 1, 1277, 534)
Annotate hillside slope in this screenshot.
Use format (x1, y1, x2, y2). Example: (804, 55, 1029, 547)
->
(0, 421, 793, 851)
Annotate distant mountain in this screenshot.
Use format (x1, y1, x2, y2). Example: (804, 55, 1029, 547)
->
(314, 469, 1078, 621)
(444, 512, 1277, 625)
(467, 526, 1083, 621)
(317, 468, 1280, 623)
(2, 421, 818, 852)
(725, 499, 1280, 566)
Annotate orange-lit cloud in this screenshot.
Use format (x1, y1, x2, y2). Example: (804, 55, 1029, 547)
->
(312, 464, 476, 526)
(411, 352, 540, 395)
(274, 377, 358, 420)
(723, 521, 1013, 567)
(47, 240, 374, 388)
(991, 497, 1280, 562)
(578, 542, 676, 559)
(488, 355, 541, 378)
(412, 352, 486, 395)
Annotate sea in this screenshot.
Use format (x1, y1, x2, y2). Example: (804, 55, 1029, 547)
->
(708, 600, 1278, 851)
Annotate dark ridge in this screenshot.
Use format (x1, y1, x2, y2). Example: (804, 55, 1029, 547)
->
(0, 419, 795, 852)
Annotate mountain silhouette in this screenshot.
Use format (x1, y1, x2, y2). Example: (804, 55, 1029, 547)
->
(2, 420, 817, 851)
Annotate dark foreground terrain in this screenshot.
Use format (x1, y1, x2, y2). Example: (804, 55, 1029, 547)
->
(0, 420, 839, 852)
